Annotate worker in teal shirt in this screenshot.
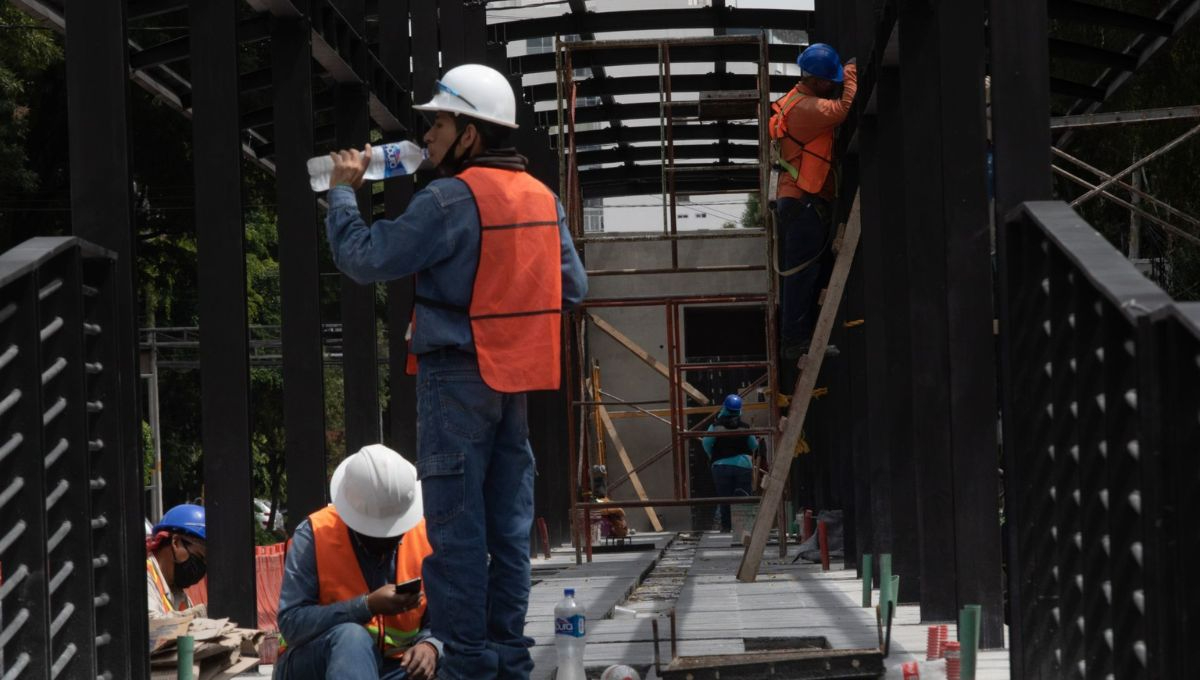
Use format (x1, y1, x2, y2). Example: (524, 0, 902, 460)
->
(702, 394, 759, 532)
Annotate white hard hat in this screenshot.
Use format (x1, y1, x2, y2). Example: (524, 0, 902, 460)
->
(413, 63, 519, 129)
(330, 444, 423, 538)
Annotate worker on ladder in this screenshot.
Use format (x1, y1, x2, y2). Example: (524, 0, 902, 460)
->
(702, 395, 760, 533)
(768, 43, 858, 373)
(145, 503, 207, 616)
(323, 64, 588, 680)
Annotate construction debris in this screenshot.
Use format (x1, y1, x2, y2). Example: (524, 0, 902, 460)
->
(148, 606, 265, 680)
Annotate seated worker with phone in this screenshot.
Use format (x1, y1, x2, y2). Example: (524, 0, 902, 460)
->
(275, 445, 440, 680)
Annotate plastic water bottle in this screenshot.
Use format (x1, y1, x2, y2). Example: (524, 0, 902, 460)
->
(306, 140, 429, 191)
(554, 588, 586, 680)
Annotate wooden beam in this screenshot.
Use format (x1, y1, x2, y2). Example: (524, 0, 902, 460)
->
(597, 405, 665, 531)
(738, 193, 861, 582)
(588, 312, 711, 405)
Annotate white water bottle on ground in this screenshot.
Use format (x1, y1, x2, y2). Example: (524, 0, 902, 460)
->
(554, 588, 587, 680)
(306, 140, 429, 191)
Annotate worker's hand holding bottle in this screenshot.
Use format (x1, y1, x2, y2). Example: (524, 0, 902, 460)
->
(308, 140, 430, 191)
(366, 582, 422, 615)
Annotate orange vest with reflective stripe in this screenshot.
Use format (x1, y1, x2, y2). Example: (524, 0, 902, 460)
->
(304, 506, 430, 658)
(769, 86, 835, 195)
(406, 167, 562, 392)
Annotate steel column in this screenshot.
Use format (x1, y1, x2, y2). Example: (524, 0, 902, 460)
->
(989, 0, 1051, 672)
(379, 0, 418, 459)
(63, 0, 146, 674)
(274, 5, 328, 526)
(875, 67, 921, 603)
(936, 0, 1005, 646)
(898, 2, 957, 621)
(189, 0, 256, 628)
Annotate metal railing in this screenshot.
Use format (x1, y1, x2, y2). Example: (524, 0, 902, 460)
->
(0, 237, 143, 679)
(1000, 201, 1200, 679)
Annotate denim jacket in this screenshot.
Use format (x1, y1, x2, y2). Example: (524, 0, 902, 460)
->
(326, 176, 588, 354)
(276, 519, 443, 656)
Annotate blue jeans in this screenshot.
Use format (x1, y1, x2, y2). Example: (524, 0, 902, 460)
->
(776, 197, 833, 351)
(416, 350, 536, 680)
(273, 623, 410, 680)
(711, 464, 752, 532)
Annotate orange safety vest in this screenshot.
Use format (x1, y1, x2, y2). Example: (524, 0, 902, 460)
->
(279, 506, 432, 659)
(769, 86, 835, 195)
(408, 166, 563, 393)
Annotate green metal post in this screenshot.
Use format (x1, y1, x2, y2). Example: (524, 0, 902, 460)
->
(177, 635, 195, 680)
(959, 604, 981, 679)
(861, 553, 873, 607)
(879, 553, 892, 619)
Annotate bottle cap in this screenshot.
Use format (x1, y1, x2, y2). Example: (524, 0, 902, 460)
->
(564, 588, 575, 597)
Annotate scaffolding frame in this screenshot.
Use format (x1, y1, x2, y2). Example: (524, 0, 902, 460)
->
(555, 33, 784, 563)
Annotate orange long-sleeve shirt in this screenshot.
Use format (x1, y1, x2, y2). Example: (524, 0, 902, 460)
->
(775, 63, 858, 202)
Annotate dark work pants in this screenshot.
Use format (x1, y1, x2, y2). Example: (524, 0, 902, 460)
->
(776, 196, 833, 353)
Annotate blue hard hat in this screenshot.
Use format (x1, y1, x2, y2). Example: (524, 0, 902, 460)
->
(153, 504, 206, 541)
(797, 43, 844, 83)
(723, 394, 743, 412)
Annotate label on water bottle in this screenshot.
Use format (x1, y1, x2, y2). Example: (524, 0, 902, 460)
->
(555, 614, 586, 638)
(383, 143, 406, 178)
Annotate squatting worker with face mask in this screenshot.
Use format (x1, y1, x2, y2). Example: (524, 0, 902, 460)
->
(275, 445, 439, 680)
(146, 503, 207, 616)
(323, 64, 588, 680)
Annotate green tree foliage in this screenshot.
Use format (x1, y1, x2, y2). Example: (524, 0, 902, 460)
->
(742, 193, 762, 229)
(1050, 0, 1200, 300)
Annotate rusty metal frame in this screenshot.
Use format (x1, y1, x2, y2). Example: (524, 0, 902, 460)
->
(556, 31, 780, 565)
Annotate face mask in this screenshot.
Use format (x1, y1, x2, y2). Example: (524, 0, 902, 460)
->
(173, 543, 207, 589)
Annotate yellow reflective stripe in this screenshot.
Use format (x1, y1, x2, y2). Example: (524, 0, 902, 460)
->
(779, 157, 800, 181)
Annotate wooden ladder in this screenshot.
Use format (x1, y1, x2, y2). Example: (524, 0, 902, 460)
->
(736, 191, 861, 581)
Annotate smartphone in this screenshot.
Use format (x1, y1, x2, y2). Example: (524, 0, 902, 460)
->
(395, 577, 422, 595)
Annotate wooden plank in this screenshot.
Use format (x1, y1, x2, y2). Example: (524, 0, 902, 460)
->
(597, 404, 665, 531)
(588, 312, 711, 405)
(738, 192, 861, 582)
(591, 361, 607, 466)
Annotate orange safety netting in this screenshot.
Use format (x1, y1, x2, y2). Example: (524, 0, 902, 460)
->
(183, 542, 287, 633)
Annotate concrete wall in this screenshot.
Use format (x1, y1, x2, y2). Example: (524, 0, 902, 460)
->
(583, 233, 768, 531)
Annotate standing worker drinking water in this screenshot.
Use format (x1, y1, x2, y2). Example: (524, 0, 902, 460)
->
(323, 63, 588, 680)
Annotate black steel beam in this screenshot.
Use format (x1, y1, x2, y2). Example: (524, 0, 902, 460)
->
(439, 0, 466, 69)
(189, 0, 256, 629)
(128, 0, 188, 20)
(1049, 37, 1138, 71)
(570, 122, 760, 148)
(899, 3, 957, 619)
(512, 42, 799, 76)
(335, 1, 382, 455)
(525, 73, 797, 105)
(379, 0, 417, 459)
(64, 1, 147, 673)
(488, 7, 813, 43)
(936, 0, 1005, 647)
(544, 101, 702, 127)
(875, 66, 921, 604)
(990, 0, 1052, 672)
(1048, 0, 1173, 37)
(576, 142, 758, 167)
(274, 6, 327, 529)
(130, 11, 270, 70)
(901, 0, 1004, 641)
(1049, 76, 1105, 102)
(410, 0, 438, 115)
